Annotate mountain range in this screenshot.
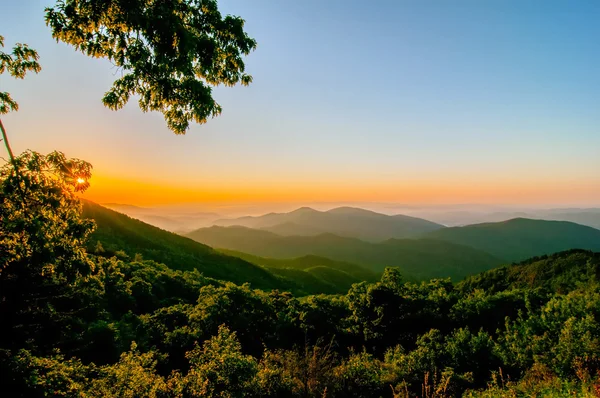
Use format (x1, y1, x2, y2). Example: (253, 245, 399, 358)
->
(213, 206, 444, 242)
(82, 201, 285, 290)
(82, 201, 378, 294)
(186, 211, 600, 280)
(186, 226, 504, 281)
(83, 201, 600, 287)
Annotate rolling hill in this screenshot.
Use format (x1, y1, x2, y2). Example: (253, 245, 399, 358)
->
(186, 226, 504, 281)
(219, 251, 379, 281)
(422, 218, 600, 262)
(81, 201, 289, 290)
(214, 206, 444, 242)
(218, 250, 380, 294)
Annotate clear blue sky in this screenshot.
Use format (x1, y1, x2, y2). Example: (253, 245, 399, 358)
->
(1, 0, 599, 205)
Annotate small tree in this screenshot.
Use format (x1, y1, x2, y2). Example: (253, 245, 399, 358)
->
(178, 325, 258, 397)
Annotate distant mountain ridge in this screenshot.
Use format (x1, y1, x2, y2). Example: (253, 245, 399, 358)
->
(82, 201, 382, 295)
(422, 218, 600, 261)
(214, 206, 444, 242)
(186, 225, 503, 281)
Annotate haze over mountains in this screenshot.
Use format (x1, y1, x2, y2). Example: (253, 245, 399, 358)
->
(88, 201, 600, 284)
(185, 206, 600, 280)
(213, 206, 444, 241)
(103, 202, 600, 233)
(82, 201, 380, 294)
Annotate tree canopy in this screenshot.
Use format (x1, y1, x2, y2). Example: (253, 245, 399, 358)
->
(45, 0, 257, 134)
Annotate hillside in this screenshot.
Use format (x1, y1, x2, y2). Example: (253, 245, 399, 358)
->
(423, 218, 600, 262)
(81, 201, 289, 290)
(219, 250, 380, 294)
(458, 249, 600, 294)
(220, 250, 379, 281)
(214, 206, 444, 242)
(187, 226, 503, 281)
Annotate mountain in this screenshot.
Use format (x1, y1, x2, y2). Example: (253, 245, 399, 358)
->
(223, 250, 378, 279)
(186, 226, 503, 281)
(219, 250, 380, 294)
(458, 249, 600, 294)
(422, 218, 600, 262)
(213, 206, 444, 242)
(536, 209, 600, 230)
(81, 201, 289, 290)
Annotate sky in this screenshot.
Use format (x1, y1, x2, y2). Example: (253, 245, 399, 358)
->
(1, 0, 599, 207)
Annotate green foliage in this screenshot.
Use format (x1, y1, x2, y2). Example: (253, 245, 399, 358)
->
(2, 152, 600, 397)
(459, 250, 600, 295)
(497, 287, 600, 378)
(177, 326, 258, 397)
(0, 35, 41, 114)
(464, 363, 600, 397)
(0, 151, 94, 354)
(90, 343, 168, 398)
(6, 349, 91, 397)
(81, 200, 294, 291)
(45, 0, 257, 134)
(334, 351, 387, 397)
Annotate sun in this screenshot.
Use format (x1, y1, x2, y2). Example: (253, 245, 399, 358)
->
(76, 178, 86, 184)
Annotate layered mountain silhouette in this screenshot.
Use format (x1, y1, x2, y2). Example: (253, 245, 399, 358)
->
(82, 201, 285, 290)
(186, 226, 503, 281)
(187, 216, 600, 281)
(213, 206, 444, 241)
(83, 201, 600, 285)
(81, 201, 379, 294)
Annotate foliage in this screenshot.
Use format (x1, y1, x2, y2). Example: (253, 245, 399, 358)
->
(89, 343, 168, 398)
(176, 326, 258, 397)
(45, 0, 257, 134)
(0, 151, 94, 354)
(2, 152, 600, 397)
(0, 35, 41, 114)
(82, 200, 301, 292)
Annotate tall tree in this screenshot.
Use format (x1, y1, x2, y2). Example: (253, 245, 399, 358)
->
(0, 150, 94, 354)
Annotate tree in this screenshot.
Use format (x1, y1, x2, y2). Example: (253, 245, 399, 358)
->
(45, 0, 257, 134)
(177, 325, 258, 397)
(0, 150, 94, 353)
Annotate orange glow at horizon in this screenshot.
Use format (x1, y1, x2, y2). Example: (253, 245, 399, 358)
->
(81, 172, 600, 207)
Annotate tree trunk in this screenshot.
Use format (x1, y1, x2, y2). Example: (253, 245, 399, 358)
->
(0, 118, 15, 163)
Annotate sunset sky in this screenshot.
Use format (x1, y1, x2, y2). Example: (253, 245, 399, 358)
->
(1, 0, 599, 206)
